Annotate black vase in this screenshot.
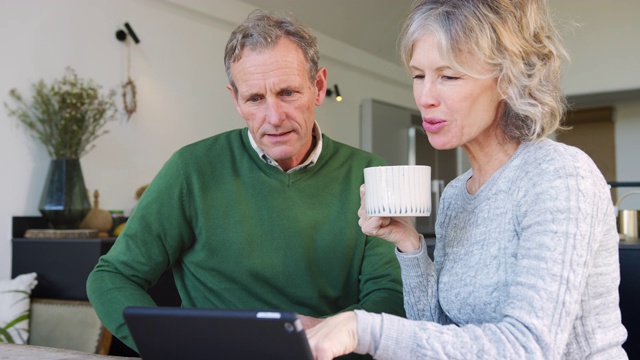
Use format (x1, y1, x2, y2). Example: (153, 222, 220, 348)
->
(38, 159, 91, 229)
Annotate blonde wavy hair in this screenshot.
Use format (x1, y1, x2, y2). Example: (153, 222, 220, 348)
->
(400, 0, 569, 142)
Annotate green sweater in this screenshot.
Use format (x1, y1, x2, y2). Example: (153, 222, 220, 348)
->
(87, 128, 404, 353)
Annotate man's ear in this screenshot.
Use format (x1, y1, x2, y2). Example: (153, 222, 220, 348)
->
(227, 83, 243, 117)
(314, 67, 328, 106)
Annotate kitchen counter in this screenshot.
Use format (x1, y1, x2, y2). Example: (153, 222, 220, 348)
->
(619, 236, 640, 249)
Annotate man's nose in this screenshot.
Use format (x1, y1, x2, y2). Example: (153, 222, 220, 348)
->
(265, 98, 285, 125)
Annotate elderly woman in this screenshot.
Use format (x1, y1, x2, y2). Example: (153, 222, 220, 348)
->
(306, 0, 628, 359)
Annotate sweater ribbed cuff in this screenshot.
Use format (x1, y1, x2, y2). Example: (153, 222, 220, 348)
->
(396, 234, 431, 276)
(354, 309, 382, 356)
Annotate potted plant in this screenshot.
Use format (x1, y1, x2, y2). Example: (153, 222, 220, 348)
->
(5, 67, 117, 229)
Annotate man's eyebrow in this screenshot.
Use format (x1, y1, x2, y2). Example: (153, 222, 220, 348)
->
(240, 90, 263, 99)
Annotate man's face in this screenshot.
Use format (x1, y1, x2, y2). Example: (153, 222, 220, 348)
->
(227, 38, 327, 171)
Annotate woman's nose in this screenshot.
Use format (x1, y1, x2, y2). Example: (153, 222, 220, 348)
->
(415, 82, 440, 109)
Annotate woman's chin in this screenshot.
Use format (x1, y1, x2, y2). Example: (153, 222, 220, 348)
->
(425, 135, 457, 151)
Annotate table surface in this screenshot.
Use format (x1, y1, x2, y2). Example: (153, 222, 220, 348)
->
(0, 343, 139, 360)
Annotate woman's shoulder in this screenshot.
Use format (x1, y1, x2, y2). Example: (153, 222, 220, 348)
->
(517, 138, 598, 172)
(513, 138, 607, 189)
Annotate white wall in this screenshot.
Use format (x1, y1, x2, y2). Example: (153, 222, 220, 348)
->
(1, 0, 639, 280)
(553, 0, 640, 95)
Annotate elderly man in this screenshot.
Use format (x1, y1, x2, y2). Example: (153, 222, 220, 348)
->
(87, 10, 404, 359)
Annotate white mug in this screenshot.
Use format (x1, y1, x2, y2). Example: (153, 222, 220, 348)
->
(364, 165, 431, 217)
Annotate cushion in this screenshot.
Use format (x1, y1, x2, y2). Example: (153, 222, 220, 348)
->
(29, 298, 107, 353)
(0, 272, 38, 344)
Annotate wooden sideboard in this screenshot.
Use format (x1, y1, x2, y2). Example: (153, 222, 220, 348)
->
(10, 217, 180, 357)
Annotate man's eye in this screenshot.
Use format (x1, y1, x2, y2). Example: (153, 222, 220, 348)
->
(249, 96, 260, 102)
(282, 90, 293, 96)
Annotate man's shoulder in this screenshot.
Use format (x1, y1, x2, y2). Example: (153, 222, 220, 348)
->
(163, 129, 248, 170)
(177, 128, 245, 154)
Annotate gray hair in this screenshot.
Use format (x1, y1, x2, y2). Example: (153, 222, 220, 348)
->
(400, 0, 569, 142)
(224, 9, 320, 94)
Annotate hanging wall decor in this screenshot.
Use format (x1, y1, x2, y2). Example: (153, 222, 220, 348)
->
(116, 22, 140, 120)
(122, 76, 137, 120)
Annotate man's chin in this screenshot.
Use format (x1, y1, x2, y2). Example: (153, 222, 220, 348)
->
(265, 152, 294, 163)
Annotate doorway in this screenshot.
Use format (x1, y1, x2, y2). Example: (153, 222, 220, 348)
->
(555, 106, 616, 197)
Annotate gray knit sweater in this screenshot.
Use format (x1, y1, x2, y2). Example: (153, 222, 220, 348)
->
(355, 139, 628, 359)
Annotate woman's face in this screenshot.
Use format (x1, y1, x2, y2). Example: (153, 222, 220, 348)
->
(410, 34, 504, 152)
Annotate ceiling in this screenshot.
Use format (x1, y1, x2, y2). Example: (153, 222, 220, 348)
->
(240, 0, 414, 65)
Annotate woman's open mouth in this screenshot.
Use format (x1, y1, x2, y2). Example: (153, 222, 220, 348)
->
(422, 118, 446, 133)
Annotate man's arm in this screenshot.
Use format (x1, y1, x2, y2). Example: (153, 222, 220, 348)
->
(87, 152, 193, 351)
(342, 235, 405, 317)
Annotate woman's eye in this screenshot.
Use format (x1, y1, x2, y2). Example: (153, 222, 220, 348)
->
(412, 74, 424, 80)
(442, 75, 460, 81)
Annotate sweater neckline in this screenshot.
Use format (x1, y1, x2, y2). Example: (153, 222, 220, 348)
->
(462, 140, 537, 201)
(241, 128, 332, 182)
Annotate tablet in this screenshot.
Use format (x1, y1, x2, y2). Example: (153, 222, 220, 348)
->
(123, 306, 313, 360)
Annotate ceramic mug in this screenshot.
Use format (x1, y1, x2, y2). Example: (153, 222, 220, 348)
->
(364, 165, 431, 217)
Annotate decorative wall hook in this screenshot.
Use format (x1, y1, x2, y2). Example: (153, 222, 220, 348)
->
(116, 22, 140, 120)
(115, 22, 140, 44)
(122, 78, 137, 120)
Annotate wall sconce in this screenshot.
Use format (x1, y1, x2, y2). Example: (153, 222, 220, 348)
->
(325, 84, 343, 102)
(115, 22, 141, 44)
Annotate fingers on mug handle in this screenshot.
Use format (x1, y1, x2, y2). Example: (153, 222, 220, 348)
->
(359, 184, 368, 214)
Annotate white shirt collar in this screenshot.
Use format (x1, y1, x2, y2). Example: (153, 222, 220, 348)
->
(247, 122, 323, 173)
